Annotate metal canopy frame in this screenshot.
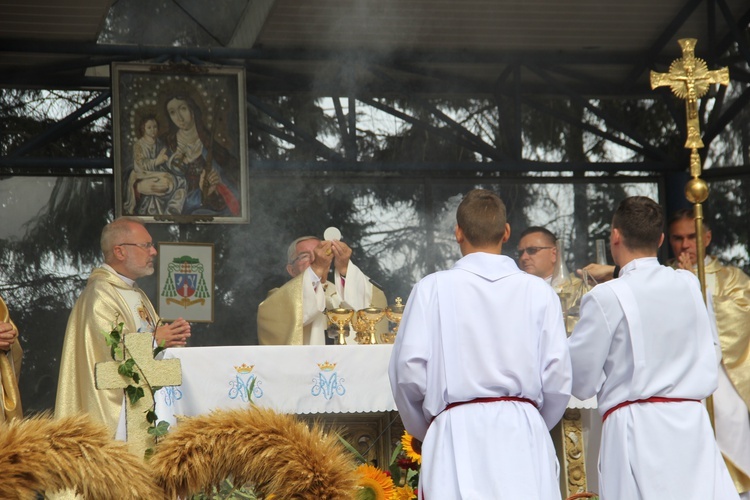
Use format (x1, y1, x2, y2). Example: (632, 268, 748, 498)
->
(1, 0, 749, 180)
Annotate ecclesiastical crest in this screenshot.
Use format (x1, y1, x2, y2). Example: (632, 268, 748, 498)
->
(161, 255, 210, 308)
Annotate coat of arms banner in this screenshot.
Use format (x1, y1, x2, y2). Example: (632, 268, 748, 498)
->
(158, 242, 214, 323)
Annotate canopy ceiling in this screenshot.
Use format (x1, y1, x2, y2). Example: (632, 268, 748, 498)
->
(0, 0, 749, 175)
(1, 0, 748, 95)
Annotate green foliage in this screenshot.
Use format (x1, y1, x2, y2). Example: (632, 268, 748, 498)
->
(125, 385, 145, 405)
(147, 420, 170, 438)
(245, 377, 257, 404)
(103, 321, 124, 360)
(188, 478, 259, 499)
(103, 319, 170, 448)
(336, 433, 368, 464)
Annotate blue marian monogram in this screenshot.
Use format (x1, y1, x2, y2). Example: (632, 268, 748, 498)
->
(229, 364, 263, 402)
(311, 361, 346, 400)
(162, 386, 183, 407)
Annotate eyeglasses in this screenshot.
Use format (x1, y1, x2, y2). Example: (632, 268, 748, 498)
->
(118, 242, 156, 250)
(517, 246, 553, 257)
(290, 251, 312, 265)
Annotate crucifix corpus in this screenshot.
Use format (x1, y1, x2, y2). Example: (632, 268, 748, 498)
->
(650, 38, 729, 302)
(650, 38, 729, 429)
(95, 331, 182, 457)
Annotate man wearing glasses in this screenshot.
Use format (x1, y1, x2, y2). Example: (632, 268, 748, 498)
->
(517, 226, 560, 283)
(55, 217, 190, 438)
(257, 235, 386, 345)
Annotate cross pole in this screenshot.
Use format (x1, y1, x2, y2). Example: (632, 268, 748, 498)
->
(95, 331, 182, 458)
(651, 38, 729, 430)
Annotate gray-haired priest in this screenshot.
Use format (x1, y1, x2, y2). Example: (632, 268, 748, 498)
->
(257, 235, 386, 345)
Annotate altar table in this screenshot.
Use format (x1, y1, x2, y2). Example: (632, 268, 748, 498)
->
(155, 345, 397, 424)
(154, 345, 401, 467)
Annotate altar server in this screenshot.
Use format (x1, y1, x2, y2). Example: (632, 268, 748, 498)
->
(389, 188, 572, 499)
(568, 196, 738, 499)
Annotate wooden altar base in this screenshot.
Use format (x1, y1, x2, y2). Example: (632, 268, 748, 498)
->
(298, 411, 404, 469)
(301, 409, 590, 498)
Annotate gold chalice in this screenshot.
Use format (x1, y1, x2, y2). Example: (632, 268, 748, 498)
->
(356, 307, 385, 345)
(351, 315, 370, 344)
(382, 297, 405, 344)
(325, 308, 354, 345)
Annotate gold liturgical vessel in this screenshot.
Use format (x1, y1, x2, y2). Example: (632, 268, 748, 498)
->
(381, 297, 405, 344)
(353, 307, 385, 344)
(325, 307, 354, 345)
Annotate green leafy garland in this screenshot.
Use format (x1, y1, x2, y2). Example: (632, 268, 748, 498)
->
(102, 315, 170, 455)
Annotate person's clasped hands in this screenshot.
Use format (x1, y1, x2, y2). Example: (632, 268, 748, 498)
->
(310, 239, 353, 282)
(0, 320, 18, 351)
(155, 317, 191, 348)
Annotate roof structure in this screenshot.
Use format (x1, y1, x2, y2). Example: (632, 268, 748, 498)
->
(1, 0, 749, 177)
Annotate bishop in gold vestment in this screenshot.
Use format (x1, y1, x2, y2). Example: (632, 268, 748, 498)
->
(258, 236, 386, 345)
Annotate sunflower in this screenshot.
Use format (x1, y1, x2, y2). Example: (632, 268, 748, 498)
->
(401, 431, 422, 465)
(356, 463, 395, 500)
(393, 484, 417, 500)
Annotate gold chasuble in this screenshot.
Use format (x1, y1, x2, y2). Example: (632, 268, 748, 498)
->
(257, 273, 387, 345)
(708, 257, 750, 493)
(672, 256, 750, 491)
(55, 267, 160, 436)
(706, 257, 750, 412)
(0, 296, 23, 423)
(258, 272, 307, 345)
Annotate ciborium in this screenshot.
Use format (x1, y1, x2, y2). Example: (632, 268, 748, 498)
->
(381, 297, 405, 344)
(325, 307, 354, 345)
(354, 306, 385, 345)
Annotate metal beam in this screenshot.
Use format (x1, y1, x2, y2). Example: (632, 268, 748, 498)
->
(526, 63, 670, 161)
(248, 159, 681, 175)
(246, 97, 345, 162)
(621, 0, 704, 89)
(8, 91, 110, 158)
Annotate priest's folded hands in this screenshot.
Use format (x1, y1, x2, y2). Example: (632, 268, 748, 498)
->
(155, 317, 191, 348)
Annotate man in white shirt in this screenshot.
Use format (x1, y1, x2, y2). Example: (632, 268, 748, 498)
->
(390, 188, 572, 499)
(257, 236, 386, 345)
(568, 196, 738, 499)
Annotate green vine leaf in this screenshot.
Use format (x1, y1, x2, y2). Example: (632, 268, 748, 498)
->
(125, 385, 145, 404)
(118, 358, 136, 377)
(147, 420, 170, 438)
(102, 320, 124, 359)
(153, 339, 167, 358)
(145, 410, 158, 424)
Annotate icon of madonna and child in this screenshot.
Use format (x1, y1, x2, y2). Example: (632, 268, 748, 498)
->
(122, 88, 243, 220)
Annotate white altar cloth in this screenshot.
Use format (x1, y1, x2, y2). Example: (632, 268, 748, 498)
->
(154, 345, 397, 425)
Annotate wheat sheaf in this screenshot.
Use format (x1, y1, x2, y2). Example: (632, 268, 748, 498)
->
(150, 406, 359, 499)
(0, 414, 161, 499)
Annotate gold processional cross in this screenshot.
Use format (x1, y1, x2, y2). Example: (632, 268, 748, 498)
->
(650, 38, 729, 430)
(95, 331, 182, 457)
(650, 38, 729, 302)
